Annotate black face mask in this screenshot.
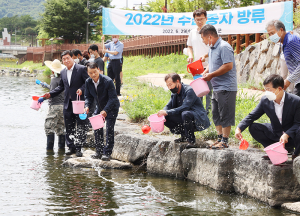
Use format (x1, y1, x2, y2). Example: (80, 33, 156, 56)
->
(170, 84, 179, 94)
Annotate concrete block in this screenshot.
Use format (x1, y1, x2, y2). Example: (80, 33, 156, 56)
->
(111, 134, 159, 164)
(182, 148, 235, 192)
(233, 150, 300, 207)
(147, 141, 187, 178)
(62, 150, 133, 169)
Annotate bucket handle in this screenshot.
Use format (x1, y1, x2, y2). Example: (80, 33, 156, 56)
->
(100, 114, 106, 123)
(187, 65, 191, 73)
(77, 93, 80, 101)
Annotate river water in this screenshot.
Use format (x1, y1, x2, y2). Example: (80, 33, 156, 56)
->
(0, 75, 298, 215)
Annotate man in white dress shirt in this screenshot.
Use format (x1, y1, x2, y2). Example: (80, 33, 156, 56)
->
(187, 8, 212, 114)
(235, 74, 300, 160)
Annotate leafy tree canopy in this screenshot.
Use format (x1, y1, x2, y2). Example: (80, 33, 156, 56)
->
(40, 0, 111, 43)
(0, 15, 38, 35)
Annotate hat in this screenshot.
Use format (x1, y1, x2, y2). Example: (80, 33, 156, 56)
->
(44, 59, 66, 74)
(105, 40, 111, 44)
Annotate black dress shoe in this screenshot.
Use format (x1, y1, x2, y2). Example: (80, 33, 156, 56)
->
(262, 155, 270, 160)
(174, 136, 187, 143)
(185, 141, 197, 149)
(65, 148, 76, 155)
(76, 149, 83, 157)
(101, 155, 110, 161)
(91, 152, 102, 159)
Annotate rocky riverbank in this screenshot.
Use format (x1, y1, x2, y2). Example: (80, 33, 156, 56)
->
(0, 67, 44, 77)
(63, 116, 300, 212)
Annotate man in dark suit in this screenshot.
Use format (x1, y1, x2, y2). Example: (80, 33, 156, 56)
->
(235, 74, 300, 160)
(157, 73, 210, 148)
(44, 50, 90, 157)
(84, 62, 120, 161)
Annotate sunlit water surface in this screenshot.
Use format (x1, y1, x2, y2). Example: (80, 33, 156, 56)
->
(0, 76, 298, 215)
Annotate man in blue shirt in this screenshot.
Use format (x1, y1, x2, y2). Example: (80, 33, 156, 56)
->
(200, 24, 238, 149)
(266, 20, 300, 97)
(101, 35, 124, 96)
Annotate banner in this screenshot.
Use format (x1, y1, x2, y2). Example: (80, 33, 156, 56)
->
(102, 2, 293, 35)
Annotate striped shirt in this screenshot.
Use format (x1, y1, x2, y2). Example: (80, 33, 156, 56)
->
(283, 32, 300, 84)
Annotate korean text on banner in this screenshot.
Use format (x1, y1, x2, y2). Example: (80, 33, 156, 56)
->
(102, 2, 293, 35)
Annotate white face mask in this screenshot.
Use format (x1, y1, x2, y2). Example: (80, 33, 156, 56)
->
(54, 72, 58, 77)
(112, 38, 118, 42)
(265, 90, 278, 101)
(90, 54, 95, 58)
(74, 58, 79, 64)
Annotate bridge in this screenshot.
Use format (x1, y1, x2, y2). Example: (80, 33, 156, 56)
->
(0, 45, 27, 58)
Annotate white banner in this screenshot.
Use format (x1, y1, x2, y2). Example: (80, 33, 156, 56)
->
(102, 2, 293, 35)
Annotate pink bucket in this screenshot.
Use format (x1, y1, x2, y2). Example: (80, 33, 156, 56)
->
(72, 94, 85, 114)
(30, 96, 42, 111)
(148, 114, 166, 133)
(264, 142, 288, 165)
(89, 114, 105, 130)
(190, 77, 210, 97)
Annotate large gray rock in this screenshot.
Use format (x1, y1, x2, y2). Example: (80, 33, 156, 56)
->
(281, 202, 300, 213)
(265, 43, 274, 68)
(256, 53, 267, 74)
(240, 63, 250, 83)
(233, 150, 300, 207)
(62, 150, 133, 169)
(111, 134, 159, 164)
(260, 39, 270, 52)
(272, 44, 281, 57)
(293, 156, 300, 184)
(248, 64, 258, 85)
(245, 44, 256, 53)
(239, 49, 250, 73)
(249, 46, 259, 69)
(147, 141, 187, 178)
(271, 57, 279, 74)
(182, 148, 235, 192)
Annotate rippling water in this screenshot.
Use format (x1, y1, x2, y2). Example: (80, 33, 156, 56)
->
(0, 76, 298, 215)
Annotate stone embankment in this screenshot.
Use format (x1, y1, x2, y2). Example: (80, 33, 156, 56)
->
(64, 117, 300, 211)
(0, 67, 44, 77)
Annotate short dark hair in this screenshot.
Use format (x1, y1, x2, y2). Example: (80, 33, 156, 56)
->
(86, 62, 99, 70)
(199, 24, 218, 38)
(263, 74, 284, 89)
(193, 9, 207, 18)
(72, 49, 82, 56)
(61, 50, 73, 58)
(89, 44, 99, 52)
(82, 51, 89, 60)
(165, 73, 181, 83)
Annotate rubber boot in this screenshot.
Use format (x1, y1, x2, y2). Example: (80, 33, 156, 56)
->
(46, 134, 55, 155)
(46, 133, 55, 150)
(58, 135, 65, 149)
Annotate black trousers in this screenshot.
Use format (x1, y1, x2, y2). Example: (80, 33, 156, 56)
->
(63, 102, 88, 150)
(249, 123, 300, 155)
(94, 117, 117, 156)
(164, 111, 195, 143)
(107, 59, 121, 95)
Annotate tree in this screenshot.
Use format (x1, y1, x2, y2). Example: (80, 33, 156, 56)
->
(40, 0, 111, 43)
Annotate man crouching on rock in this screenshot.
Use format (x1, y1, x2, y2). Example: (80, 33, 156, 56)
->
(235, 74, 300, 161)
(84, 62, 120, 161)
(157, 73, 210, 148)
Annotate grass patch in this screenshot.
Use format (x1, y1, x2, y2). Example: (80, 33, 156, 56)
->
(0, 61, 46, 72)
(122, 54, 268, 148)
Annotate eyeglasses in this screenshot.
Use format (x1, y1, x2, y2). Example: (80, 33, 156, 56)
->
(194, 18, 206, 22)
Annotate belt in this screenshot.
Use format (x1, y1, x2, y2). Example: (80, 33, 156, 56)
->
(111, 59, 121, 61)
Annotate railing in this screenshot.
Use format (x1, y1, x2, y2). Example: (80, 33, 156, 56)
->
(0, 45, 27, 51)
(26, 33, 262, 62)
